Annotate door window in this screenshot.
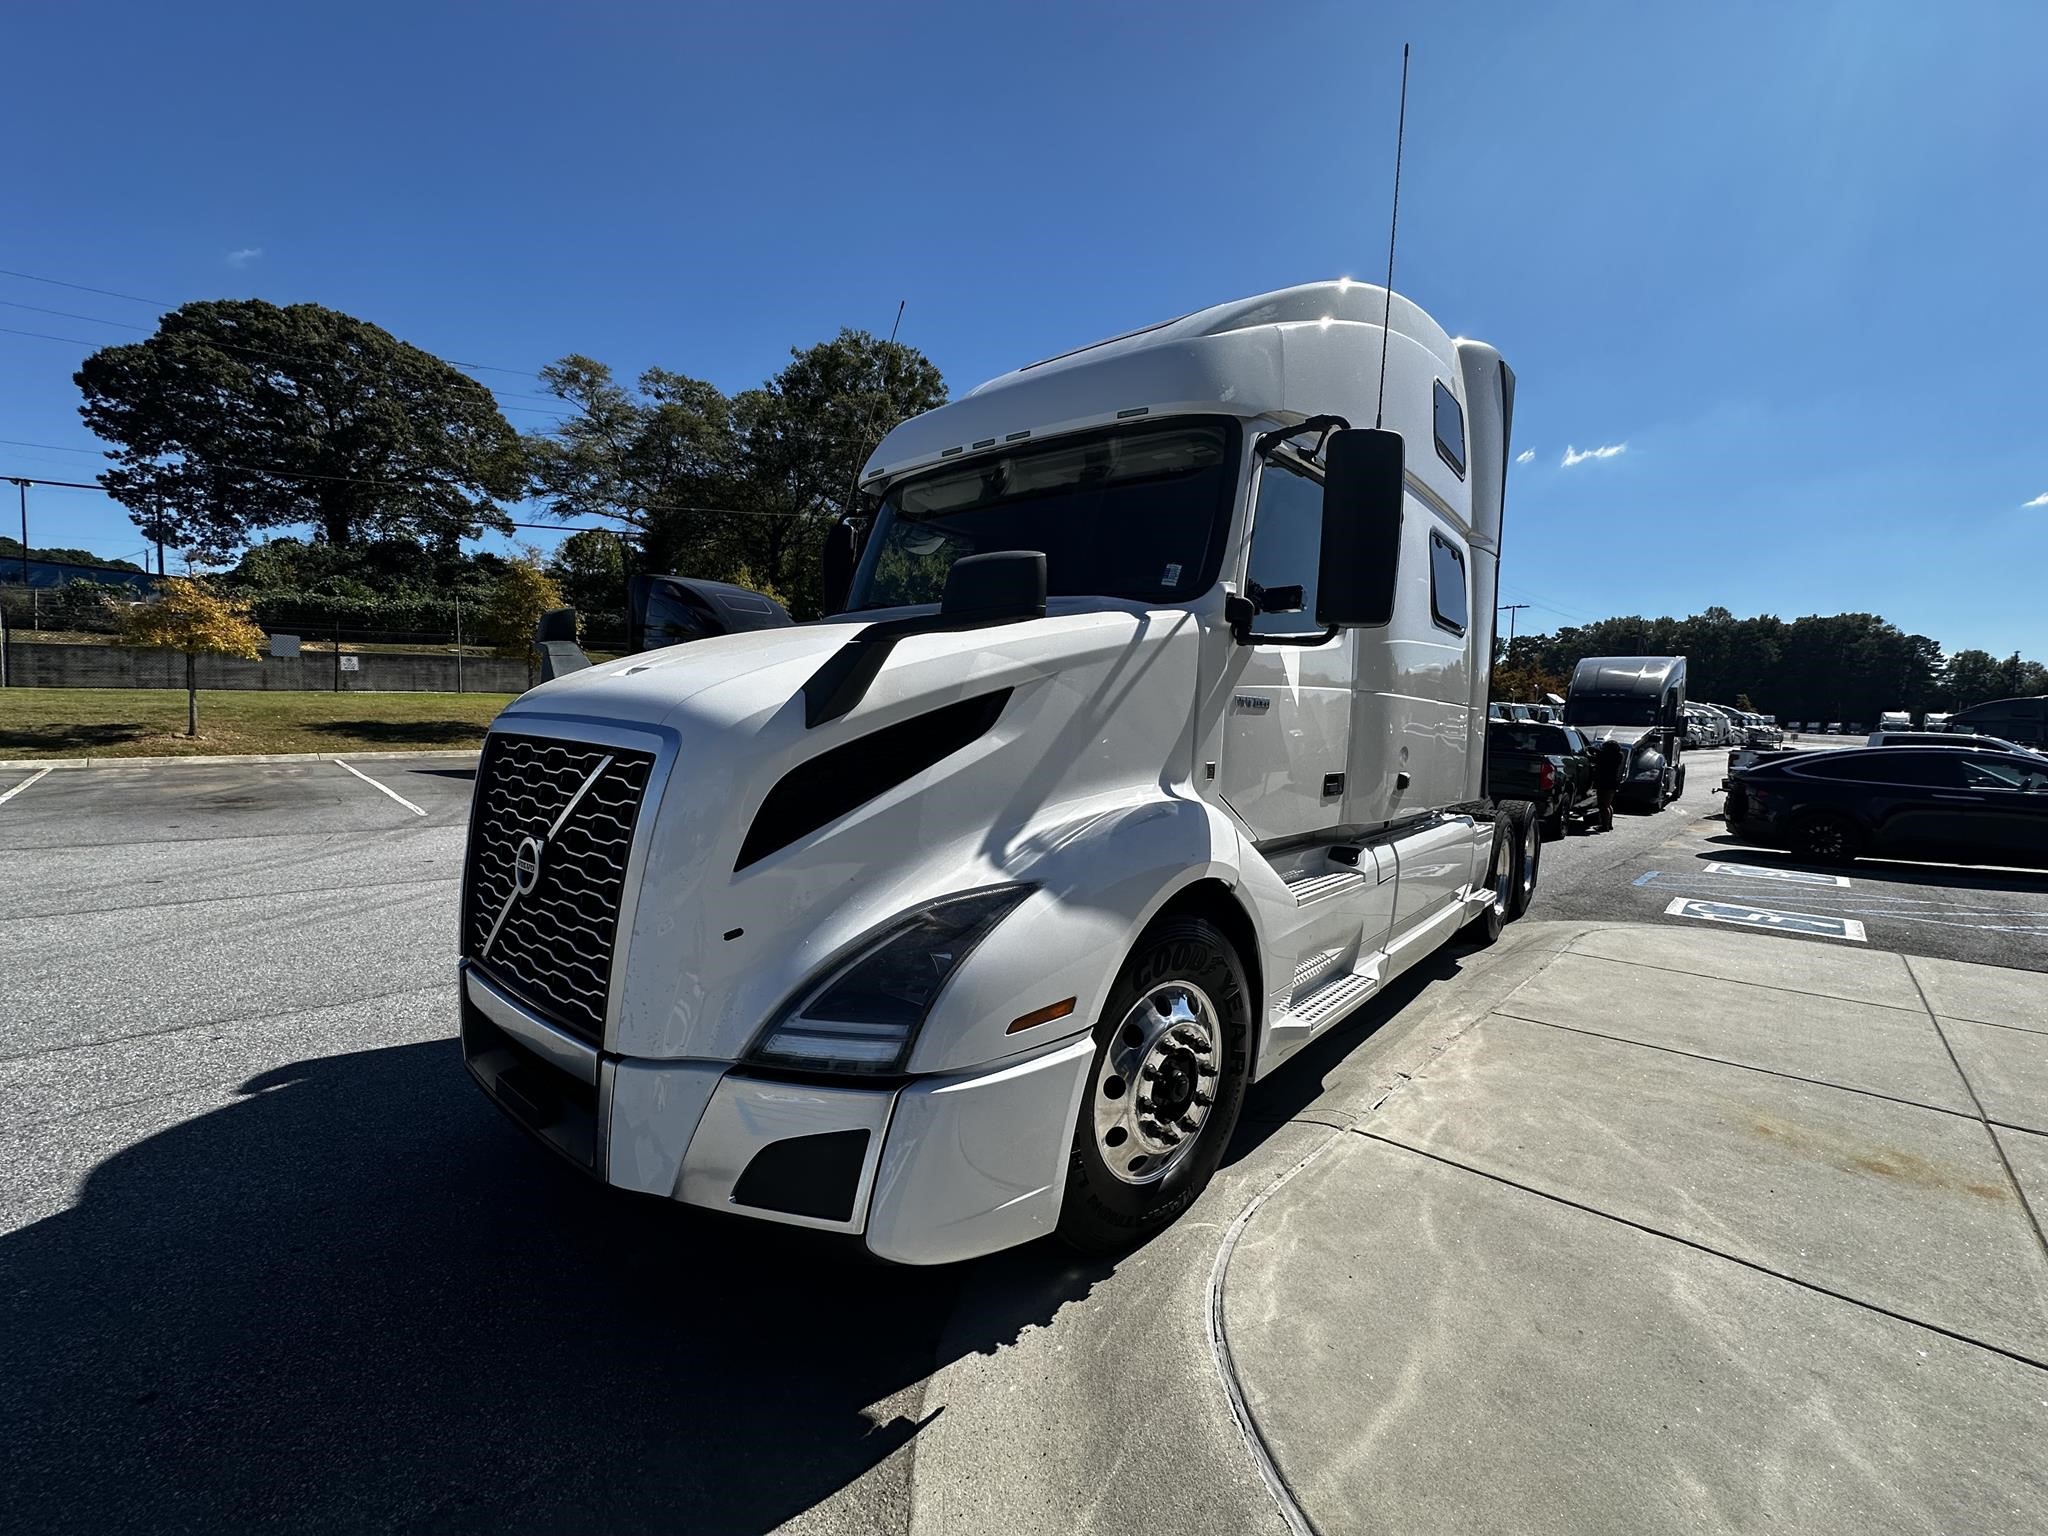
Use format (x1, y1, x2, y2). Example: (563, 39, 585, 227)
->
(1960, 756, 2047, 791)
(1810, 752, 1965, 786)
(1244, 460, 1325, 638)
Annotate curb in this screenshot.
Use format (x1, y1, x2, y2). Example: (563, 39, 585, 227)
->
(0, 748, 483, 770)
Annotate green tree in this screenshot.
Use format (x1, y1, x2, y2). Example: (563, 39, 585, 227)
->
(1943, 649, 2006, 708)
(546, 528, 628, 622)
(76, 299, 526, 559)
(526, 328, 947, 617)
(122, 577, 266, 736)
(478, 556, 565, 687)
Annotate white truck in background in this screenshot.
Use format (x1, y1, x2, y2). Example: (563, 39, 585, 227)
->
(456, 280, 1536, 1263)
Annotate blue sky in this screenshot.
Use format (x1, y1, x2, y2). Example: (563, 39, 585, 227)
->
(3, 1, 2043, 655)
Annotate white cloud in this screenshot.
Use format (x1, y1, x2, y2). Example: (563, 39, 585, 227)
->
(1561, 442, 1626, 467)
(225, 247, 263, 268)
(2024, 492, 2048, 508)
(1514, 448, 1535, 464)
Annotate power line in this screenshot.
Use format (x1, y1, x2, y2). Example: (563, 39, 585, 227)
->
(0, 264, 569, 404)
(0, 266, 162, 306)
(0, 465, 813, 522)
(0, 321, 577, 415)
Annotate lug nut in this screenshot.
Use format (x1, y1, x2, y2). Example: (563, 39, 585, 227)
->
(1177, 1114, 1200, 1132)
(1193, 1092, 1213, 1108)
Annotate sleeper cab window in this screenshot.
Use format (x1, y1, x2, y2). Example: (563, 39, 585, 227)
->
(1429, 529, 1468, 635)
(1432, 379, 1466, 478)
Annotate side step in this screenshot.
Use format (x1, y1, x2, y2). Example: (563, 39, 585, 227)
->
(1279, 968, 1378, 1033)
(1291, 947, 1347, 991)
(1284, 868, 1370, 907)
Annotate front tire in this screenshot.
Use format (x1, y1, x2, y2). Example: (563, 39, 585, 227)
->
(1058, 916, 1252, 1255)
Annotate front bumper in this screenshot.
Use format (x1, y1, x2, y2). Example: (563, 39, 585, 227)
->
(461, 964, 1096, 1265)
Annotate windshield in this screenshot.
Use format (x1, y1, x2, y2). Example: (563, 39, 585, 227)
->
(1564, 691, 1661, 727)
(845, 420, 1236, 611)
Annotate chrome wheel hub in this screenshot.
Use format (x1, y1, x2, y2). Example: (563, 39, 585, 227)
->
(1090, 981, 1222, 1186)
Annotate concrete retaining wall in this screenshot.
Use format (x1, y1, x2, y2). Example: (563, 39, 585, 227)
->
(0, 641, 530, 693)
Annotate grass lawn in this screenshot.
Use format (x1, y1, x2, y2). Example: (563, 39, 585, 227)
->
(0, 688, 517, 758)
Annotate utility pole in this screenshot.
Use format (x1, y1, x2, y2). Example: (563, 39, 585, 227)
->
(12, 479, 27, 586)
(454, 592, 463, 694)
(334, 615, 342, 693)
(1497, 602, 1531, 650)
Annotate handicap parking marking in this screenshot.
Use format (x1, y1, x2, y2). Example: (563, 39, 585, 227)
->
(1702, 861, 1851, 887)
(1664, 896, 1867, 942)
(0, 765, 54, 807)
(333, 759, 427, 817)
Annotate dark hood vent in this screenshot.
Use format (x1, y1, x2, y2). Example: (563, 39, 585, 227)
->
(736, 689, 1012, 870)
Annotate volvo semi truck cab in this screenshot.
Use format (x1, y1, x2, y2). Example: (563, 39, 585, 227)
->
(458, 280, 1530, 1263)
(1562, 655, 1688, 809)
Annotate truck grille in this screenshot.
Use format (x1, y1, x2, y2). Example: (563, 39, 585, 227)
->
(463, 733, 657, 1044)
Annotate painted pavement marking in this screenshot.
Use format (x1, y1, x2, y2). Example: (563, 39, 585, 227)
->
(1663, 896, 1868, 942)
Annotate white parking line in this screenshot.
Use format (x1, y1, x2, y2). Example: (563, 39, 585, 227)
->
(334, 759, 427, 817)
(0, 765, 54, 807)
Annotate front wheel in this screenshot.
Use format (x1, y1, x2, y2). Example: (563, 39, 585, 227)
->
(1059, 916, 1252, 1255)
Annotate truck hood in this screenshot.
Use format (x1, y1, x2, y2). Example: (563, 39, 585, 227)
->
(488, 602, 1205, 1063)
(1575, 724, 1659, 750)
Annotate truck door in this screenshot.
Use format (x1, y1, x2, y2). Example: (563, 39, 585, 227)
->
(1218, 457, 1354, 844)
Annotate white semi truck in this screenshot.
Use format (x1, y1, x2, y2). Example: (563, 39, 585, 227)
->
(459, 280, 1536, 1263)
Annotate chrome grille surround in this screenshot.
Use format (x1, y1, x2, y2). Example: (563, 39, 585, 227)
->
(463, 731, 657, 1044)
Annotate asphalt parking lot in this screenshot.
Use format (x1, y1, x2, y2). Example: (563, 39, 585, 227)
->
(2, 751, 2043, 1535)
(1536, 744, 2048, 971)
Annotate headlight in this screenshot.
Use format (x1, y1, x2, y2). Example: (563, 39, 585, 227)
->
(745, 885, 1035, 1075)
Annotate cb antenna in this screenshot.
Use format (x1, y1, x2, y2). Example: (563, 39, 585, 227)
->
(843, 298, 907, 514)
(1374, 42, 1410, 431)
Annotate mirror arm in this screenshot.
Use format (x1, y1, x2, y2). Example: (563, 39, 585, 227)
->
(1254, 414, 1352, 462)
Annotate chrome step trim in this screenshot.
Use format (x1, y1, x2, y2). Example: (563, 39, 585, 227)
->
(1281, 970, 1378, 1031)
(1284, 869, 1370, 906)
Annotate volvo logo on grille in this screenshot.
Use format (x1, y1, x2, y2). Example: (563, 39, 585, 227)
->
(477, 752, 615, 960)
(512, 835, 544, 896)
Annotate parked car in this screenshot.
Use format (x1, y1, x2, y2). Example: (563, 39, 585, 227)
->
(1825, 722, 1843, 734)
(1865, 730, 2046, 757)
(1923, 712, 1951, 732)
(1488, 719, 1597, 838)
(1727, 747, 2048, 867)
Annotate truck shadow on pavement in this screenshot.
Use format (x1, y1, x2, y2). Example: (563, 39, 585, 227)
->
(0, 1040, 1096, 1535)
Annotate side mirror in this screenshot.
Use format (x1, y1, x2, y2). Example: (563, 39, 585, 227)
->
(1315, 428, 1404, 627)
(822, 518, 862, 616)
(940, 550, 1046, 621)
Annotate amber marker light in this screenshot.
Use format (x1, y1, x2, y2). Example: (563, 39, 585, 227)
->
(1007, 997, 1077, 1034)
